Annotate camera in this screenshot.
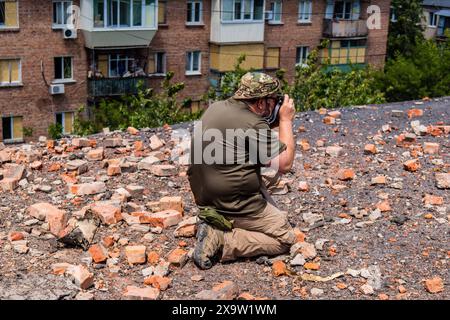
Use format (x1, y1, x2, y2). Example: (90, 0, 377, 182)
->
(264, 94, 284, 127)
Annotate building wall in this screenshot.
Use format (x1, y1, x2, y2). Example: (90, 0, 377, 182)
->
(264, 0, 327, 82)
(0, 0, 88, 142)
(148, 0, 212, 102)
(365, 0, 391, 68)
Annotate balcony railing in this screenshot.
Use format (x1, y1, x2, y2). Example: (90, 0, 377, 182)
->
(88, 77, 149, 97)
(323, 19, 368, 38)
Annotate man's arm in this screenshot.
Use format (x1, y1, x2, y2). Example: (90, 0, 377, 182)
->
(269, 95, 295, 174)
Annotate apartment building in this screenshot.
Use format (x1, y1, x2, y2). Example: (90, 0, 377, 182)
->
(0, 0, 391, 143)
(421, 0, 450, 40)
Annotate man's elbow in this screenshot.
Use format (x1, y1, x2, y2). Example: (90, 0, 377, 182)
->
(277, 162, 293, 174)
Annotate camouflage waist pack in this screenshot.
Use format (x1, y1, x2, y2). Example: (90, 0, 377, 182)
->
(198, 207, 233, 231)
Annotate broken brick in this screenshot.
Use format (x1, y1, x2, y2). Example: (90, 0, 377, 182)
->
(88, 244, 108, 263)
(272, 260, 287, 277)
(403, 159, 421, 172)
(167, 248, 188, 268)
(125, 245, 147, 265)
(144, 275, 171, 291)
(159, 196, 183, 214)
(124, 286, 160, 300)
(139, 210, 182, 229)
(424, 277, 444, 294)
(336, 168, 355, 181)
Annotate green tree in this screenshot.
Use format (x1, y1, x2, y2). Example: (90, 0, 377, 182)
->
(290, 46, 385, 111)
(388, 0, 424, 59)
(379, 36, 450, 102)
(74, 72, 203, 136)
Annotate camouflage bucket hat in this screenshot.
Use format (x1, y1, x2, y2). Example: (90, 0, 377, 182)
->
(233, 72, 281, 100)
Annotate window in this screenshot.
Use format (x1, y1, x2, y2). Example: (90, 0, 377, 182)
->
(55, 112, 74, 134)
(93, 0, 157, 28)
(390, 6, 397, 22)
(334, 1, 352, 20)
(187, 0, 202, 24)
(0, 0, 18, 28)
(429, 12, 437, 27)
(327, 39, 366, 65)
(109, 54, 135, 77)
(148, 52, 166, 74)
(158, 0, 167, 24)
(0, 59, 21, 85)
(53, 1, 73, 27)
(54, 57, 73, 81)
(222, 0, 264, 22)
(268, 0, 282, 23)
(296, 46, 309, 66)
(2, 116, 23, 142)
(0, 1, 5, 25)
(298, 0, 312, 22)
(185, 51, 201, 75)
(266, 47, 280, 69)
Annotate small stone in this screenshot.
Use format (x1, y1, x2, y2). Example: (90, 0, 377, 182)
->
(310, 288, 324, 296)
(150, 165, 177, 177)
(403, 159, 421, 172)
(364, 144, 378, 154)
(149, 135, 164, 150)
(125, 245, 147, 265)
(424, 277, 444, 293)
(195, 281, 239, 300)
(360, 284, 374, 295)
(423, 142, 439, 155)
(336, 168, 355, 181)
(298, 181, 310, 192)
(290, 254, 306, 266)
(88, 244, 108, 263)
(123, 286, 160, 300)
(326, 146, 344, 157)
(272, 260, 287, 277)
(139, 210, 182, 229)
(435, 173, 450, 189)
(86, 148, 104, 161)
(167, 248, 188, 268)
(66, 265, 94, 290)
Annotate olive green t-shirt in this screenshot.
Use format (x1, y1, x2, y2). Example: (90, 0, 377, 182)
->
(188, 98, 286, 216)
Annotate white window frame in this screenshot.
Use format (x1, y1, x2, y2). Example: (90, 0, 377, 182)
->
(0, 0, 20, 29)
(0, 58, 22, 86)
(428, 12, 437, 27)
(153, 52, 166, 75)
(108, 54, 135, 77)
(295, 46, 309, 67)
(2, 116, 23, 143)
(221, 0, 264, 23)
(55, 112, 74, 134)
(54, 56, 74, 82)
(268, 0, 282, 24)
(93, 0, 157, 29)
(298, 0, 312, 23)
(52, 0, 73, 29)
(334, 0, 353, 20)
(187, 0, 203, 24)
(185, 51, 201, 75)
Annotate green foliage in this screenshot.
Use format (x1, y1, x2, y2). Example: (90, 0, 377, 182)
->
(23, 127, 33, 138)
(388, 0, 424, 59)
(74, 72, 203, 136)
(74, 106, 97, 136)
(379, 37, 450, 102)
(48, 123, 63, 140)
(290, 45, 385, 111)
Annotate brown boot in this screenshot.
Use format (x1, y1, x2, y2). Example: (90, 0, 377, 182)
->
(193, 222, 224, 270)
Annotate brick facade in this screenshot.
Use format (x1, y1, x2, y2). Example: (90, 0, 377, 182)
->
(0, 0, 88, 141)
(0, 0, 390, 143)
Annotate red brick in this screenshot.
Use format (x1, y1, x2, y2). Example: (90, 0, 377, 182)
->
(88, 244, 109, 263)
(144, 275, 172, 291)
(125, 245, 147, 265)
(139, 210, 182, 228)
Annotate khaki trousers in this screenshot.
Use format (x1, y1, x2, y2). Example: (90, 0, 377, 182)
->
(221, 202, 296, 262)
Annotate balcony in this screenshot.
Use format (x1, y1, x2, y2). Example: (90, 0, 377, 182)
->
(87, 77, 149, 97)
(80, 0, 158, 48)
(323, 19, 368, 38)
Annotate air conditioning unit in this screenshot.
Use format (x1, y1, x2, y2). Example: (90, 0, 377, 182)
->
(265, 10, 274, 20)
(63, 27, 77, 39)
(49, 84, 65, 95)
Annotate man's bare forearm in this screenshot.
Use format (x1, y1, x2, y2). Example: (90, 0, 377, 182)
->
(277, 119, 295, 173)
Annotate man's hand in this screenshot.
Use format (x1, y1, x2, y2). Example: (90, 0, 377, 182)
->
(269, 94, 296, 174)
(279, 94, 295, 122)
